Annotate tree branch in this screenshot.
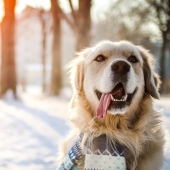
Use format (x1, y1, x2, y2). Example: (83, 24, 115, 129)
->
(68, 0, 77, 25)
(148, 0, 169, 14)
(51, 0, 76, 32)
(147, 0, 166, 27)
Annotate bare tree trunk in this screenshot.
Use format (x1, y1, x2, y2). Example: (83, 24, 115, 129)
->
(50, 0, 62, 95)
(160, 21, 170, 93)
(40, 10, 46, 93)
(160, 31, 166, 89)
(0, 0, 17, 97)
(76, 0, 91, 51)
(147, 0, 170, 93)
(49, 0, 92, 95)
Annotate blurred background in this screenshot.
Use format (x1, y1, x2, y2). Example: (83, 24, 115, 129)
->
(0, 0, 170, 170)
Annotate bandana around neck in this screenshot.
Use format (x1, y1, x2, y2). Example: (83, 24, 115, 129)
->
(57, 134, 127, 170)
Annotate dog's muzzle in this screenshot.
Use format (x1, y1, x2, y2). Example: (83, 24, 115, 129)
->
(95, 60, 137, 118)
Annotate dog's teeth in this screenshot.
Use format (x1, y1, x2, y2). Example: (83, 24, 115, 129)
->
(123, 95, 127, 101)
(113, 98, 125, 102)
(112, 95, 127, 102)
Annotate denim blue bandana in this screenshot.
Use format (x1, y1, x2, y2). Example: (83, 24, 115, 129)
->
(57, 134, 83, 170)
(57, 134, 126, 170)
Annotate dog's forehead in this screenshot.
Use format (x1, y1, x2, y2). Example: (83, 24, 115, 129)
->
(85, 41, 143, 64)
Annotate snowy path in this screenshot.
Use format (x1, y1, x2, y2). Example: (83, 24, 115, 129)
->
(0, 92, 70, 170)
(0, 92, 169, 170)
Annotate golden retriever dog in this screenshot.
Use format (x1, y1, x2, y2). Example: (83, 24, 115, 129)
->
(59, 40, 165, 170)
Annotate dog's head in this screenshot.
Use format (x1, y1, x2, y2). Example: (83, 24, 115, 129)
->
(68, 41, 161, 119)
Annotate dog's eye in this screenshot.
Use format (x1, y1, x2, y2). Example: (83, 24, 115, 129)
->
(95, 54, 107, 62)
(128, 55, 138, 63)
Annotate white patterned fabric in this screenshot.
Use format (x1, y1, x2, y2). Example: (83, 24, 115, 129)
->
(84, 153, 126, 170)
(84, 134, 126, 170)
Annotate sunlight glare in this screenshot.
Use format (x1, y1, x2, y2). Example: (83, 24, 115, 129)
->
(0, 0, 110, 22)
(0, 0, 51, 22)
(16, 0, 51, 12)
(0, 0, 4, 22)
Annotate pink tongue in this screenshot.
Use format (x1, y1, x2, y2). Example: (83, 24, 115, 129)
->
(96, 94, 111, 118)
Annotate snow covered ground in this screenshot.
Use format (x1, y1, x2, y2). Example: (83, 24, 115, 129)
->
(0, 88, 170, 170)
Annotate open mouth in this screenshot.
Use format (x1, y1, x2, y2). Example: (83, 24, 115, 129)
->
(95, 82, 137, 105)
(95, 82, 137, 118)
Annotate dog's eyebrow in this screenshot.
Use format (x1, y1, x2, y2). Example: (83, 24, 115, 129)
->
(122, 51, 135, 57)
(97, 50, 113, 57)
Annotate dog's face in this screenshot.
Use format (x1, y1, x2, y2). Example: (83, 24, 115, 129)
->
(69, 41, 160, 118)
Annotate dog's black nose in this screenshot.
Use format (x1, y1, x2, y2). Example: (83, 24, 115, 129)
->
(111, 61, 130, 74)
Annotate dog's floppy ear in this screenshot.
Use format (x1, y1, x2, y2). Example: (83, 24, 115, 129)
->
(138, 46, 161, 99)
(67, 48, 90, 92)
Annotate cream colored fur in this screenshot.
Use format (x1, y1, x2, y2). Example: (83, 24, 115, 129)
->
(58, 41, 165, 170)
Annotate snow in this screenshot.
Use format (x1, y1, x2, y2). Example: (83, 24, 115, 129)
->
(154, 97, 170, 170)
(0, 88, 170, 170)
(0, 89, 70, 170)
